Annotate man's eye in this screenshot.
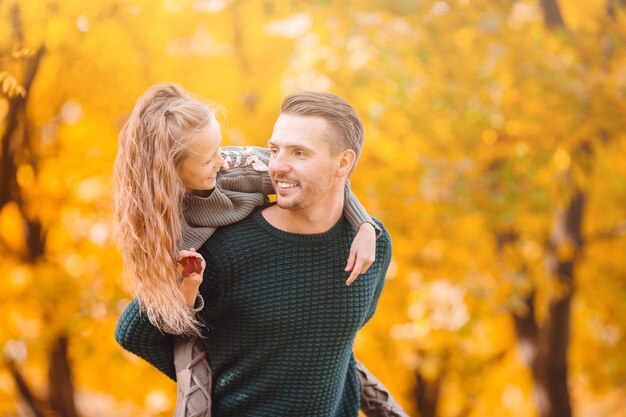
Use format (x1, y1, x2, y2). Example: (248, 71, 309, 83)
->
(294, 151, 305, 157)
(269, 148, 278, 156)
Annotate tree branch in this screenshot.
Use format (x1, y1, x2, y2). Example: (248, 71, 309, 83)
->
(4, 359, 49, 417)
(583, 221, 626, 245)
(0, 38, 45, 209)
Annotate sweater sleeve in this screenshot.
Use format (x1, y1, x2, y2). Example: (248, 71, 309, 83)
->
(362, 221, 392, 325)
(217, 146, 274, 194)
(180, 186, 266, 250)
(114, 299, 177, 381)
(344, 181, 382, 237)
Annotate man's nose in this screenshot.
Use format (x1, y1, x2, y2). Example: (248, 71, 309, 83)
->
(270, 152, 290, 173)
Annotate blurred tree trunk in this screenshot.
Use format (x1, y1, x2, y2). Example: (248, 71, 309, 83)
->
(496, 185, 579, 417)
(0, 5, 47, 261)
(539, 0, 566, 29)
(499, 150, 590, 417)
(414, 372, 440, 417)
(49, 335, 79, 417)
(1, 4, 79, 417)
(513, 186, 584, 417)
(493, 178, 584, 417)
(504, 2, 574, 416)
(5, 334, 79, 417)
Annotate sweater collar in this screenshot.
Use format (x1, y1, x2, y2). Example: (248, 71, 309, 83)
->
(252, 204, 348, 243)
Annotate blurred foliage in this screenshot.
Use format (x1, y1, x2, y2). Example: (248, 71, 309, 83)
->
(1, 0, 625, 416)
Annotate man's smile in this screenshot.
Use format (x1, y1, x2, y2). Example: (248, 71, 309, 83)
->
(277, 182, 298, 189)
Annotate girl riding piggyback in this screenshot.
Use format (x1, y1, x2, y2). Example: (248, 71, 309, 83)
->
(113, 83, 406, 417)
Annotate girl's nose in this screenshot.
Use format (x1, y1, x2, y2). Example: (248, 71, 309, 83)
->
(217, 149, 225, 167)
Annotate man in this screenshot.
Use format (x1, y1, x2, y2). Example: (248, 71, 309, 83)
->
(116, 92, 406, 416)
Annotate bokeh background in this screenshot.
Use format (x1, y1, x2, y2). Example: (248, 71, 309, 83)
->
(1, 0, 626, 416)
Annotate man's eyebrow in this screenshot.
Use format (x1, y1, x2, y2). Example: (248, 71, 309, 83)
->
(267, 142, 316, 153)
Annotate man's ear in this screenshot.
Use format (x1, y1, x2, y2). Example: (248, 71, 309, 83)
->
(336, 149, 356, 178)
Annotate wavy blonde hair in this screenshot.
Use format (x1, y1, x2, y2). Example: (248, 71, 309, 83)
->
(114, 83, 215, 336)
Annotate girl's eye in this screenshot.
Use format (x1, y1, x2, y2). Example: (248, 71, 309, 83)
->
(206, 153, 219, 164)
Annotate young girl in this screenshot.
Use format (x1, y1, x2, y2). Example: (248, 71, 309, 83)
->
(113, 83, 407, 417)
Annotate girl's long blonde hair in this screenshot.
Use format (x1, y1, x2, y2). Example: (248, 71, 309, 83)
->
(114, 83, 214, 336)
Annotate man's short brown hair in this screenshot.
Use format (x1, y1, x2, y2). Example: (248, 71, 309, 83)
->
(280, 92, 364, 168)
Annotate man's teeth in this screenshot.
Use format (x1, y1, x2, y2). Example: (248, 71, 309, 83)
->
(278, 182, 297, 188)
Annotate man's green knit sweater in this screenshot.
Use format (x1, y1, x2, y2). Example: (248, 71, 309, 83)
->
(115, 205, 391, 417)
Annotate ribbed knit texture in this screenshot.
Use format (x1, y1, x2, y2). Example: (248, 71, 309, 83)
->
(116, 206, 392, 417)
(115, 300, 177, 377)
(181, 146, 381, 250)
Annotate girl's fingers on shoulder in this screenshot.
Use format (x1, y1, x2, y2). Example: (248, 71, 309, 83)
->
(179, 249, 204, 260)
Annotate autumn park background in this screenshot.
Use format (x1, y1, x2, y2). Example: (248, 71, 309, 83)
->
(1, 0, 626, 416)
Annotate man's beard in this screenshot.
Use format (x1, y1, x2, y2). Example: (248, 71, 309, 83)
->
(273, 174, 331, 211)
(276, 192, 308, 210)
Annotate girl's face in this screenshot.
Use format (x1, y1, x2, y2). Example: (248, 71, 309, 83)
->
(178, 115, 224, 193)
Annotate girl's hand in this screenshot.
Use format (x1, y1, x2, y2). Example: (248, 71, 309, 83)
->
(178, 248, 206, 307)
(345, 223, 376, 286)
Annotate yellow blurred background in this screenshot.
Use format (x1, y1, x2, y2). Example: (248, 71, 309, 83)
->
(1, 0, 626, 416)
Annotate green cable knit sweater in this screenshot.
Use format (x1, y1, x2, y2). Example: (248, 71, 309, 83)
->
(116, 206, 392, 417)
